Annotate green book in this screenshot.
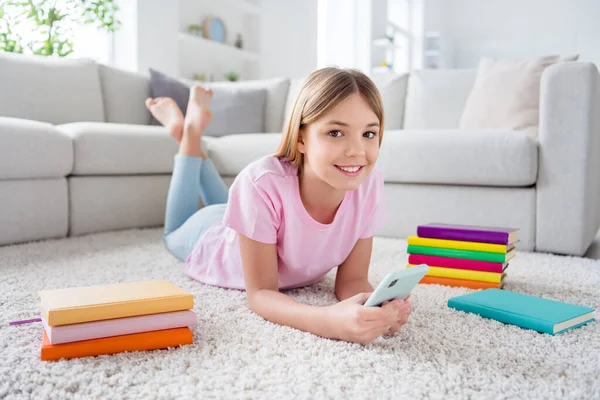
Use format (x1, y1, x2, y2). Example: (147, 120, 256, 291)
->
(407, 245, 515, 263)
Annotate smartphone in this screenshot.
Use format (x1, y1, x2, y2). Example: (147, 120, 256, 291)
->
(364, 264, 429, 307)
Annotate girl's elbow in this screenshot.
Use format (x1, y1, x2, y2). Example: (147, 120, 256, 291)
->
(245, 288, 266, 314)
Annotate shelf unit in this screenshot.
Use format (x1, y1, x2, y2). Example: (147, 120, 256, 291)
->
(178, 33, 260, 62)
(422, 31, 445, 69)
(177, 0, 262, 82)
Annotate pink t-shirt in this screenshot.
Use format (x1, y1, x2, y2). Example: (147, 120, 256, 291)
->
(184, 156, 388, 290)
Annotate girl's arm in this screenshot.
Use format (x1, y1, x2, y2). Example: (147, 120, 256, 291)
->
(238, 233, 334, 339)
(239, 233, 406, 343)
(334, 237, 375, 301)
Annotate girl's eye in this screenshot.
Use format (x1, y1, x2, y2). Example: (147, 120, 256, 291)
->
(364, 131, 377, 139)
(328, 130, 343, 137)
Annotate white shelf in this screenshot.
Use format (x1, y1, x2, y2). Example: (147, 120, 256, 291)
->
(180, 0, 261, 15)
(178, 32, 260, 62)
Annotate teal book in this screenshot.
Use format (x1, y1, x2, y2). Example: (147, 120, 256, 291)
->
(407, 245, 514, 263)
(448, 289, 595, 335)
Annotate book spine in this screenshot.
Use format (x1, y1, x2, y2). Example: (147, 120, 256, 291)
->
(407, 245, 506, 263)
(407, 236, 508, 253)
(47, 295, 194, 326)
(409, 264, 503, 283)
(419, 276, 500, 290)
(41, 327, 193, 361)
(417, 227, 508, 245)
(447, 299, 554, 334)
(408, 254, 504, 273)
(45, 310, 198, 345)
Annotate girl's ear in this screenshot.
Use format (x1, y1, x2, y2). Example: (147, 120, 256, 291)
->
(297, 128, 306, 154)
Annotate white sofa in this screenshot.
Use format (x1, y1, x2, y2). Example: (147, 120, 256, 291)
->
(1, 52, 599, 256)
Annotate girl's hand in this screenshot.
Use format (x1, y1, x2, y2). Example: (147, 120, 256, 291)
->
(381, 294, 412, 335)
(326, 292, 411, 344)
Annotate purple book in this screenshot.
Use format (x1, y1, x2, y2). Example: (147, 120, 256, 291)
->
(417, 223, 519, 245)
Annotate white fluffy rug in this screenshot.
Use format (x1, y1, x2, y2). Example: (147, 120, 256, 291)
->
(1, 228, 599, 399)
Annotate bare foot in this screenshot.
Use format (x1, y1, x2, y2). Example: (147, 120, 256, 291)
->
(145, 97, 184, 142)
(183, 85, 213, 138)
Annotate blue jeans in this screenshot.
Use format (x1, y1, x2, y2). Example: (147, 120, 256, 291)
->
(163, 154, 229, 261)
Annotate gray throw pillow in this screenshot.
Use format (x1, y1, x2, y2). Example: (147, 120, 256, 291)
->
(148, 69, 267, 137)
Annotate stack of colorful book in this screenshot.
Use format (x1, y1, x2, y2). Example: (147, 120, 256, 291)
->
(407, 223, 518, 289)
(38, 280, 196, 361)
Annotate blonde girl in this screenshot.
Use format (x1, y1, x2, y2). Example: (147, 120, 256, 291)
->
(145, 67, 412, 344)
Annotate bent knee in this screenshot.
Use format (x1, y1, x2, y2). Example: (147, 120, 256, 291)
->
(163, 233, 189, 262)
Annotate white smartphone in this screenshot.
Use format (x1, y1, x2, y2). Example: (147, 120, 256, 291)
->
(364, 264, 429, 307)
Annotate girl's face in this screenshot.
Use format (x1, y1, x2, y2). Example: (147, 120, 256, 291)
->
(298, 92, 380, 191)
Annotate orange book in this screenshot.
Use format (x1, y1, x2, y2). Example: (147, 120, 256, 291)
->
(419, 275, 503, 290)
(41, 327, 193, 361)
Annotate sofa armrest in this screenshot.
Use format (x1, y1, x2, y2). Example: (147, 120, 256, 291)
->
(0, 117, 73, 179)
(536, 62, 600, 255)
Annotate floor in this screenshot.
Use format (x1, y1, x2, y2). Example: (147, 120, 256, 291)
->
(0, 228, 598, 398)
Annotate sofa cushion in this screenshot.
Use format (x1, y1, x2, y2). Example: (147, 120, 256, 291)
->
(0, 52, 104, 125)
(459, 55, 579, 138)
(205, 133, 283, 176)
(373, 73, 409, 130)
(0, 117, 73, 179)
(205, 130, 537, 187)
(404, 69, 476, 129)
(284, 78, 305, 122)
(377, 130, 538, 186)
(56, 123, 181, 175)
(149, 69, 271, 136)
(201, 78, 289, 134)
(98, 64, 152, 125)
(203, 87, 267, 136)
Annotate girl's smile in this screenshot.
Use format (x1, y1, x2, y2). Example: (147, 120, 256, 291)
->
(335, 164, 364, 177)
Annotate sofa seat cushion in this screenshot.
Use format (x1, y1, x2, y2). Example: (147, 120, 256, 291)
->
(57, 123, 179, 175)
(378, 130, 538, 186)
(205, 133, 283, 176)
(0, 117, 73, 179)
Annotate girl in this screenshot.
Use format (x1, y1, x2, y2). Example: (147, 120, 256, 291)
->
(145, 67, 412, 344)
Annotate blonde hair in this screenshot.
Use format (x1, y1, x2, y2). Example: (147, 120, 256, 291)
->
(274, 67, 385, 168)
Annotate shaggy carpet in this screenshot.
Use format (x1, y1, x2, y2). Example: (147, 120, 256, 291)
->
(0, 228, 598, 399)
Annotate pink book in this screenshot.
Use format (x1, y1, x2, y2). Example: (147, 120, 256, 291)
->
(42, 309, 197, 345)
(408, 254, 507, 273)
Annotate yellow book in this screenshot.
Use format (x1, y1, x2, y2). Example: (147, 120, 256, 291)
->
(39, 280, 194, 327)
(407, 236, 513, 253)
(407, 264, 504, 283)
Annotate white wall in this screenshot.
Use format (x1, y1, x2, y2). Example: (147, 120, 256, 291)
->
(426, 0, 600, 68)
(260, 0, 318, 79)
(316, 0, 390, 74)
(137, 0, 179, 76)
(113, 0, 179, 76)
(113, 0, 316, 80)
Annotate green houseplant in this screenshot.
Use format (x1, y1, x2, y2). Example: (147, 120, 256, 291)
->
(224, 71, 240, 82)
(0, 0, 120, 57)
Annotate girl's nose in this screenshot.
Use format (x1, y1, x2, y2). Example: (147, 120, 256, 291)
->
(345, 136, 366, 157)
